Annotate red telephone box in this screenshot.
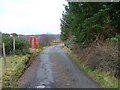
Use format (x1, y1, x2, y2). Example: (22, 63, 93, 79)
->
(30, 35, 36, 48)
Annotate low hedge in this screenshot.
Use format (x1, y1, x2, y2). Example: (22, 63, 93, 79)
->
(2, 33, 30, 55)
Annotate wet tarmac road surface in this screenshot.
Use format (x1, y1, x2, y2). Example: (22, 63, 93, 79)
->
(18, 44, 101, 88)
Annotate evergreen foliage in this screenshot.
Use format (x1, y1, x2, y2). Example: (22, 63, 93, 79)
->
(60, 2, 120, 45)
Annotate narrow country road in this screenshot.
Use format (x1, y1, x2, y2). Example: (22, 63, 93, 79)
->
(18, 44, 101, 88)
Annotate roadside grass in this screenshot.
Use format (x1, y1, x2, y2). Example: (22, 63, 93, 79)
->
(29, 48, 41, 54)
(0, 58, 2, 89)
(2, 55, 30, 88)
(50, 43, 60, 46)
(62, 46, 119, 88)
(1, 48, 41, 88)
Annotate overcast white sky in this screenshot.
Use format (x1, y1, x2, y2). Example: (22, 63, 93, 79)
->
(0, 0, 68, 35)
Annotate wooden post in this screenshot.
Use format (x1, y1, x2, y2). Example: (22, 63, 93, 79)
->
(13, 37, 15, 51)
(2, 43, 6, 67)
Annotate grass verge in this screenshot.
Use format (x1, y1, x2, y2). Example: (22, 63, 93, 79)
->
(0, 57, 2, 89)
(62, 46, 119, 88)
(1, 48, 41, 88)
